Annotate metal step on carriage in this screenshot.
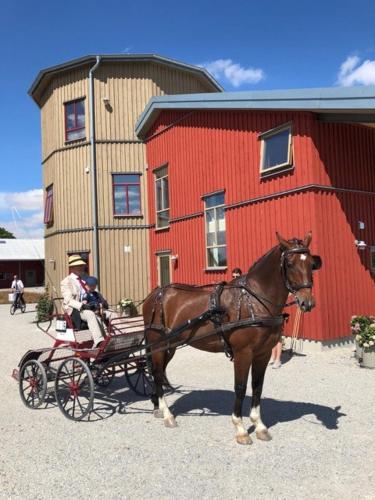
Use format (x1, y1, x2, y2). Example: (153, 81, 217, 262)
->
(12, 299, 155, 421)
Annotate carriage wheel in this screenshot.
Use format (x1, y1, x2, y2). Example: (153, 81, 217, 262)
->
(19, 359, 48, 409)
(10, 304, 16, 315)
(93, 364, 115, 387)
(55, 357, 94, 421)
(124, 352, 154, 397)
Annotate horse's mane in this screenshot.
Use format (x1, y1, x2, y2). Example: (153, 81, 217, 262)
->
(246, 239, 305, 275)
(246, 245, 279, 275)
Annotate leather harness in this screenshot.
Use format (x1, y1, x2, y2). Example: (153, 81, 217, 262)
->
(146, 244, 313, 361)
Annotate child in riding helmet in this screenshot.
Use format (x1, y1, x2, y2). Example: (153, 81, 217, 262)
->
(82, 276, 109, 312)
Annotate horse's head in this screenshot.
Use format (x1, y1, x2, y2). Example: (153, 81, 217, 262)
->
(276, 231, 322, 312)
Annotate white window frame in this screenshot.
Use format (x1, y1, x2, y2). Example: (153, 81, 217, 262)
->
(155, 165, 170, 229)
(156, 251, 171, 286)
(204, 191, 227, 270)
(259, 122, 293, 174)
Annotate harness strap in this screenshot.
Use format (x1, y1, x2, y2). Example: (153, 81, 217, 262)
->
(208, 283, 233, 359)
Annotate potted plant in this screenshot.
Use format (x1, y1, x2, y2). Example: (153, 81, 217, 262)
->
(351, 315, 375, 368)
(35, 291, 54, 322)
(118, 298, 134, 317)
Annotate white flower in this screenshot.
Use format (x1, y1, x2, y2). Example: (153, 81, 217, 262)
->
(356, 334, 361, 341)
(369, 341, 374, 346)
(363, 342, 369, 348)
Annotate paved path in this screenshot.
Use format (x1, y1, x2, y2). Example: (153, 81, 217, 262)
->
(0, 304, 373, 499)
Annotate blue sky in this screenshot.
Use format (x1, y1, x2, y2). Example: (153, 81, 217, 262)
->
(1, 0, 375, 237)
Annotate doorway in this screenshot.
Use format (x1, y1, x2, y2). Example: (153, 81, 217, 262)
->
(25, 269, 36, 287)
(157, 252, 171, 286)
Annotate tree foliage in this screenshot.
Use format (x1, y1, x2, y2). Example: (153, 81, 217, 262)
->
(0, 227, 16, 239)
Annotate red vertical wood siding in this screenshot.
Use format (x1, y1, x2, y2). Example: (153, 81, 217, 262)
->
(145, 110, 375, 342)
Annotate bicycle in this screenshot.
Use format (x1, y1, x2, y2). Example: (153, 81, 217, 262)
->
(10, 291, 26, 315)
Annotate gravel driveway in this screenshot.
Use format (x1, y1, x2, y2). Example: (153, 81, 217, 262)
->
(0, 303, 373, 499)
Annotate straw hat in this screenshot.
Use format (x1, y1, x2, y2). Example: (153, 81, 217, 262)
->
(68, 254, 87, 267)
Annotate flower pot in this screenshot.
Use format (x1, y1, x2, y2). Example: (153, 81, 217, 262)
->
(355, 340, 363, 359)
(122, 306, 132, 317)
(360, 346, 375, 369)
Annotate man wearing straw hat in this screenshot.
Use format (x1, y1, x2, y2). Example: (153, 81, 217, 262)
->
(60, 254, 105, 348)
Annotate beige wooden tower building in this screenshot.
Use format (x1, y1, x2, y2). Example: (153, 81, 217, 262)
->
(29, 54, 221, 305)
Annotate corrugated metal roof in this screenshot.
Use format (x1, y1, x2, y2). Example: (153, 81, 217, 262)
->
(135, 86, 375, 139)
(0, 239, 44, 261)
(28, 54, 223, 105)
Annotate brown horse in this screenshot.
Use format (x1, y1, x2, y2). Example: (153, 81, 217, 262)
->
(143, 232, 322, 444)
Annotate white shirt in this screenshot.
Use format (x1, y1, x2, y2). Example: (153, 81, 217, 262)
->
(69, 273, 87, 301)
(11, 279, 24, 292)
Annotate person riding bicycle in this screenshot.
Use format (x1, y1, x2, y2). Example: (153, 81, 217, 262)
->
(11, 275, 26, 307)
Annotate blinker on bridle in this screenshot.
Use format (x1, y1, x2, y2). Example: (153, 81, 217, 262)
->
(280, 247, 313, 294)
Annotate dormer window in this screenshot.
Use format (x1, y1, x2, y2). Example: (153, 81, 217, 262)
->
(64, 99, 85, 142)
(259, 123, 293, 174)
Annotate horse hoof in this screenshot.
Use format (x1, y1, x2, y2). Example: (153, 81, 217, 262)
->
(164, 417, 177, 428)
(236, 433, 252, 445)
(153, 409, 164, 419)
(256, 430, 272, 441)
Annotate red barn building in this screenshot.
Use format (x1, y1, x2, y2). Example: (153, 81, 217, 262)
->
(136, 87, 375, 346)
(0, 239, 45, 288)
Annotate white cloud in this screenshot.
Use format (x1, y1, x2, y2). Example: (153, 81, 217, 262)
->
(0, 189, 43, 211)
(0, 189, 43, 239)
(200, 59, 265, 88)
(337, 55, 375, 86)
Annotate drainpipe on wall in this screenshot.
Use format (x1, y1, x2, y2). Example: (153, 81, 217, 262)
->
(89, 56, 101, 285)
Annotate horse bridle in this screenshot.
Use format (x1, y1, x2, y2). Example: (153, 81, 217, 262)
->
(280, 246, 313, 295)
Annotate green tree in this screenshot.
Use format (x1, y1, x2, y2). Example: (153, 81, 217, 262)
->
(0, 227, 15, 239)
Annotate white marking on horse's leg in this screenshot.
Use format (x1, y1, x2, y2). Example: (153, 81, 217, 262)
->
(159, 396, 177, 428)
(250, 405, 272, 441)
(232, 413, 252, 445)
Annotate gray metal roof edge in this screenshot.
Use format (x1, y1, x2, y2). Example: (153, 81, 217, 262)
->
(135, 86, 375, 138)
(28, 54, 223, 101)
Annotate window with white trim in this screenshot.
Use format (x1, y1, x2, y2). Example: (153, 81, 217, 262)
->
(155, 165, 169, 229)
(204, 192, 227, 268)
(259, 123, 293, 174)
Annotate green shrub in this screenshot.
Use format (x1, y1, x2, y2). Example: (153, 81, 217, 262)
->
(35, 293, 54, 322)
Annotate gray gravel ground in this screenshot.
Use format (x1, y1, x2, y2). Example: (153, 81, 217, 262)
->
(0, 303, 374, 499)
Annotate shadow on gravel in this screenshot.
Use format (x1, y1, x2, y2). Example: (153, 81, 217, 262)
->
(170, 390, 346, 430)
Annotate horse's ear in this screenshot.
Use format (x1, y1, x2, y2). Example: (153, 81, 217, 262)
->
(276, 232, 292, 250)
(303, 231, 312, 247)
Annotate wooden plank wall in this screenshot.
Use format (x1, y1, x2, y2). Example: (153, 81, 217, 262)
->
(145, 109, 375, 341)
(39, 61, 217, 306)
